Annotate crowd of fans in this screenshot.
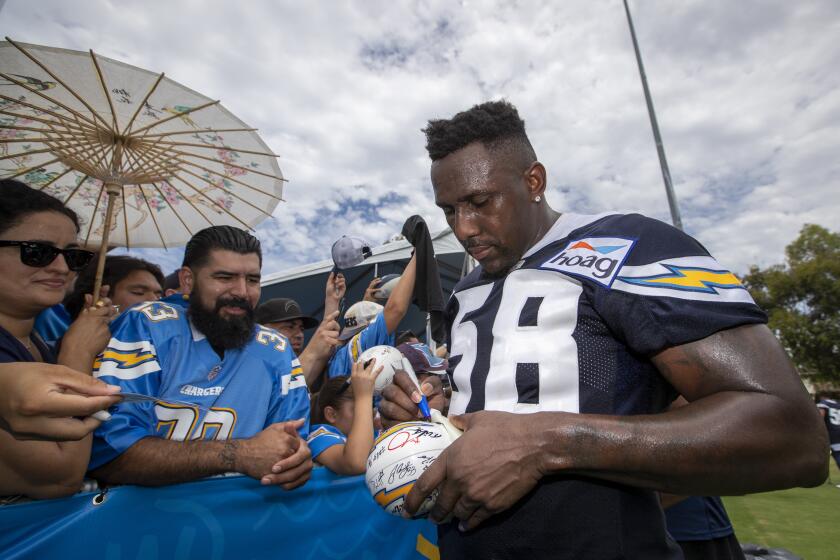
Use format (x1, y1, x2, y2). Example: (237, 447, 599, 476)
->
(0, 177, 448, 503)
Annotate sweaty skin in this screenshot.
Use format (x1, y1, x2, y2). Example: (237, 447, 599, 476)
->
(380, 141, 827, 531)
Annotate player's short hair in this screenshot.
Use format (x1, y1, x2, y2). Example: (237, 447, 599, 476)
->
(64, 255, 165, 319)
(0, 179, 80, 235)
(182, 226, 262, 269)
(422, 100, 537, 164)
(311, 376, 354, 425)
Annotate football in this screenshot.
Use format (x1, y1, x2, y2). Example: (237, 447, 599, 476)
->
(356, 345, 405, 395)
(365, 416, 460, 517)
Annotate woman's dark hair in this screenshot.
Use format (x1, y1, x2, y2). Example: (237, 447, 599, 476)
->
(311, 376, 354, 425)
(0, 179, 81, 235)
(64, 255, 164, 319)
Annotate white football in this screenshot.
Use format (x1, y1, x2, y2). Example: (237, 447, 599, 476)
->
(366, 420, 457, 517)
(356, 345, 405, 395)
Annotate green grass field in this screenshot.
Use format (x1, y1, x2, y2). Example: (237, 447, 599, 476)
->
(722, 460, 840, 560)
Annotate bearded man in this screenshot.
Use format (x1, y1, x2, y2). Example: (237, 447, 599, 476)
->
(89, 226, 312, 489)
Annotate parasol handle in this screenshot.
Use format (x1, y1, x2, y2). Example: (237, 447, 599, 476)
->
(91, 184, 120, 302)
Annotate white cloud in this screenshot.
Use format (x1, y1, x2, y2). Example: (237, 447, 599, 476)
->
(2, 0, 838, 277)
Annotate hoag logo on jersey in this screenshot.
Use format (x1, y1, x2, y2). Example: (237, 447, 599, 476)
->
(541, 237, 636, 287)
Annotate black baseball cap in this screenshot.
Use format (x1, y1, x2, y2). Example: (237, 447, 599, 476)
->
(256, 298, 319, 329)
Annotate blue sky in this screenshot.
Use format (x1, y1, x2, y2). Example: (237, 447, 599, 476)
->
(3, 0, 838, 277)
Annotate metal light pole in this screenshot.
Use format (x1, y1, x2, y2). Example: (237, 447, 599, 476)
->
(622, 0, 684, 230)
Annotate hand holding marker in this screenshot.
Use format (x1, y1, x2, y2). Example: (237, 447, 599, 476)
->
(400, 356, 431, 421)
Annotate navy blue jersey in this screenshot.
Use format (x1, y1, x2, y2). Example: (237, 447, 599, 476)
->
(665, 496, 734, 541)
(817, 399, 840, 454)
(439, 212, 766, 560)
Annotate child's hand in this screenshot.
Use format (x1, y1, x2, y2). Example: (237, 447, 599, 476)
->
(351, 358, 383, 399)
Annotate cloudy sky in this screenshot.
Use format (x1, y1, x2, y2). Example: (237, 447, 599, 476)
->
(2, 0, 838, 278)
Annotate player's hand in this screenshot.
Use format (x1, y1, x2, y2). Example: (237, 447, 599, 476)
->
(235, 420, 305, 483)
(378, 370, 447, 428)
(351, 358, 383, 401)
(262, 420, 313, 490)
(403, 411, 544, 530)
(363, 277, 381, 302)
(0, 362, 121, 441)
(62, 291, 117, 361)
(325, 272, 347, 306)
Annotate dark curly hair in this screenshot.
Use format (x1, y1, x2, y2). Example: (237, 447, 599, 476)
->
(423, 100, 537, 163)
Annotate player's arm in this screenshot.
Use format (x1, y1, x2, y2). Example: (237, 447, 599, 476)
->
(404, 324, 827, 528)
(383, 254, 417, 334)
(543, 323, 827, 492)
(91, 419, 306, 487)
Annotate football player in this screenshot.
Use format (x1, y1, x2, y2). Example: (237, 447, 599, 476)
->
(816, 391, 840, 475)
(379, 101, 827, 559)
(89, 226, 312, 490)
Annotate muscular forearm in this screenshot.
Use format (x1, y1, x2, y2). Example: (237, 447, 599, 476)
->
(536, 391, 827, 494)
(91, 436, 240, 486)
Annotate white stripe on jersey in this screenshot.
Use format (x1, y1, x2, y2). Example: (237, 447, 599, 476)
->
(281, 374, 307, 395)
(94, 358, 161, 380)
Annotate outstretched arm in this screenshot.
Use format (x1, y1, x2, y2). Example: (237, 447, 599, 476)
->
(403, 324, 827, 528)
(383, 254, 417, 334)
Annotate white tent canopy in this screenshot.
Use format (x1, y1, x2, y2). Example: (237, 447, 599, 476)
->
(261, 228, 465, 286)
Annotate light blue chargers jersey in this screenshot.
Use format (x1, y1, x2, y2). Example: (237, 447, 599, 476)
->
(90, 301, 310, 470)
(326, 311, 395, 378)
(307, 424, 347, 460)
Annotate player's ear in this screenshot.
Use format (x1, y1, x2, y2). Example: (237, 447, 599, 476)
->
(524, 161, 547, 200)
(324, 406, 338, 424)
(179, 267, 194, 296)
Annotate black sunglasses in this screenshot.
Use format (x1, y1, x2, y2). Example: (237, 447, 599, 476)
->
(0, 240, 95, 272)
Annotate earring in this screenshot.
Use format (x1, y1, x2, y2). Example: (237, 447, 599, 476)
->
(534, 195, 541, 202)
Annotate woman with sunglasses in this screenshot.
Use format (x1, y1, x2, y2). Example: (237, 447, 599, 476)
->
(0, 179, 117, 501)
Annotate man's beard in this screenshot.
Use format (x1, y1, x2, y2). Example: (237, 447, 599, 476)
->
(189, 288, 255, 352)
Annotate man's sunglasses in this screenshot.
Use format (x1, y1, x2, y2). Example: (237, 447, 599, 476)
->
(0, 240, 95, 272)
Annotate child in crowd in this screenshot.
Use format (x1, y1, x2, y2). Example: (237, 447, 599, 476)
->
(307, 358, 382, 475)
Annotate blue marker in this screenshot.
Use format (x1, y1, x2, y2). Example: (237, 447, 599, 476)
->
(401, 357, 432, 421)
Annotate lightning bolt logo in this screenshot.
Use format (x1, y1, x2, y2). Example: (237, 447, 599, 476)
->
(373, 481, 416, 507)
(94, 349, 157, 370)
(618, 265, 744, 294)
